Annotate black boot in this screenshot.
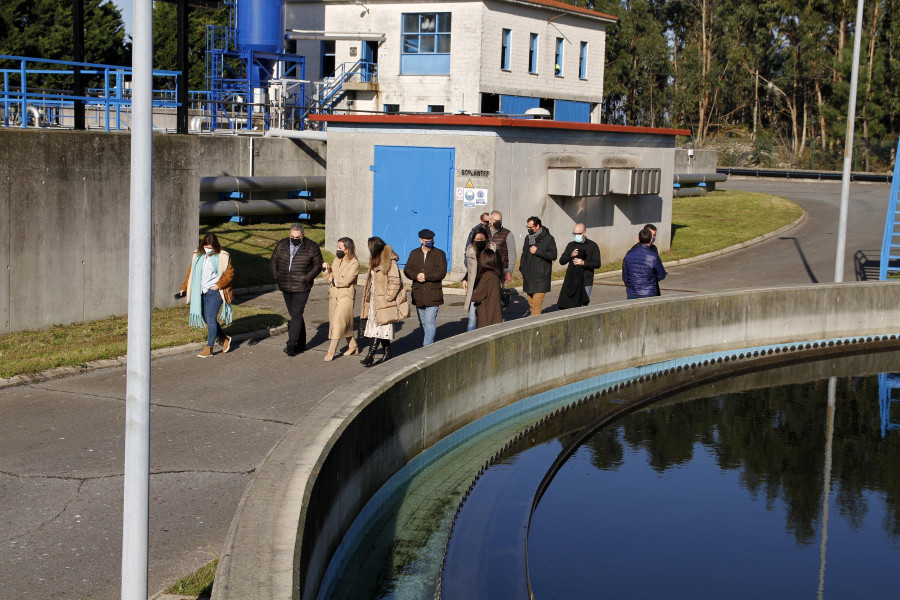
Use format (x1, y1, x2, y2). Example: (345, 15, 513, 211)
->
(361, 339, 380, 366)
(376, 340, 392, 364)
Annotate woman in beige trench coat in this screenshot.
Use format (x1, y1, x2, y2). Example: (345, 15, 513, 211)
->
(324, 237, 360, 361)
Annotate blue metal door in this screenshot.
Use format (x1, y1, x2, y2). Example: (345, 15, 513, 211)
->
(361, 41, 377, 83)
(555, 99, 590, 123)
(371, 146, 455, 268)
(500, 94, 539, 118)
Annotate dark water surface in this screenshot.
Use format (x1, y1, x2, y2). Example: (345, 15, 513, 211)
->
(529, 376, 900, 599)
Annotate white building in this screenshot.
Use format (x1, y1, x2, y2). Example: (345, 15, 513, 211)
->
(286, 0, 616, 122)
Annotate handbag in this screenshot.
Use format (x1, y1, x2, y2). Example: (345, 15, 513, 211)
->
(500, 282, 511, 309)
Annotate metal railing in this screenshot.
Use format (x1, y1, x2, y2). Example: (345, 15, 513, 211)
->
(0, 55, 179, 131)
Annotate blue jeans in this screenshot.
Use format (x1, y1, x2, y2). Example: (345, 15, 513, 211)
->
(416, 305, 439, 346)
(201, 291, 225, 347)
(584, 285, 593, 300)
(467, 302, 477, 332)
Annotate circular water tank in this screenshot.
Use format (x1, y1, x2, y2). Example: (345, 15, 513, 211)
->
(237, 0, 284, 53)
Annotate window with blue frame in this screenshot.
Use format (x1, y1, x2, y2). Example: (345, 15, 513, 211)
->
(555, 37, 564, 76)
(529, 33, 539, 74)
(579, 41, 588, 79)
(501, 29, 511, 71)
(401, 13, 451, 75)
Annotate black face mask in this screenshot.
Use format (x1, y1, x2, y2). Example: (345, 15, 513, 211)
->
(526, 227, 535, 235)
(290, 237, 302, 246)
(335, 250, 345, 259)
(493, 221, 502, 230)
(474, 241, 487, 251)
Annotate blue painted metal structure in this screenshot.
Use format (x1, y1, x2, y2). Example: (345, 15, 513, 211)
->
(371, 146, 455, 269)
(878, 373, 900, 438)
(204, 0, 308, 131)
(0, 55, 178, 131)
(877, 137, 900, 280)
(554, 99, 590, 123)
(500, 94, 539, 117)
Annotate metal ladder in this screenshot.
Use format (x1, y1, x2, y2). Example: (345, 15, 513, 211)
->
(877, 137, 900, 280)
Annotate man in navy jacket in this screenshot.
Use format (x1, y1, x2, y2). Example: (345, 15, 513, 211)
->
(622, 227, 667, 299)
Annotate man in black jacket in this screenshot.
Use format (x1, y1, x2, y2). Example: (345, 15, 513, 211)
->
(557, 222, 602, 308)
(403, 228, 447, 346)
(519, 216, 557, 316)
(270, 223, 323, 355)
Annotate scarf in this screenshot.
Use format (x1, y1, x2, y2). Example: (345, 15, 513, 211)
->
(189, 253, 233, 327)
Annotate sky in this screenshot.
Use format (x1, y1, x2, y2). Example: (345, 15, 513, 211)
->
(112, 0, 134, 39)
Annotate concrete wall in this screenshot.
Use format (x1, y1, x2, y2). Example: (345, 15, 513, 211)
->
(323, 120, 675, 274)
(211, 282, 900, 600)
(0, 129, 326, 333)
(674, 148, 718, 174)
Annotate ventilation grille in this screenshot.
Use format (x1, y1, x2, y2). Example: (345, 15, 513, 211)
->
(547, 168, 610, 197)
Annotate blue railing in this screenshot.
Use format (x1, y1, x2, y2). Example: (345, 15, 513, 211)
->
(0, 55, 179, 131)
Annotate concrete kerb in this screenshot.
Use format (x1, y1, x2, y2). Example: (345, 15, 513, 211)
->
(0, 213, 803, 391)
(212, 281, 900, 600)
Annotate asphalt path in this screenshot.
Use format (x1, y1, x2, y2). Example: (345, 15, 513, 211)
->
(0, 178, 891, 599)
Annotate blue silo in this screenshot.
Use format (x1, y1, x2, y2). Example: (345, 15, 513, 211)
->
(237, 0, 284, 86)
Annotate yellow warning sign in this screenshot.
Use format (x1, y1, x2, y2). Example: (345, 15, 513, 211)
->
(465, 179, 474, 188)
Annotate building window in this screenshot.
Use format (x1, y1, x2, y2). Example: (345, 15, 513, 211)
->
(428, 105, 445, 113)
(384, 104, 400, 114)
(501, 29, 511, 71)
(529, 33, 538, 74)
(579, 41, 588, 79)
(555, 37, 564, 76)
(401, 13, 451, 75)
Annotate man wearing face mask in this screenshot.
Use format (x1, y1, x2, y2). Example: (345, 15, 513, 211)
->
(557, 223, 602, 309)
(466, 212, 491, 248)
(403, 229, 447, 346)
(270, 223, 324, 356)
(488, 211, 516, 284)
(519, 216, 557, 316)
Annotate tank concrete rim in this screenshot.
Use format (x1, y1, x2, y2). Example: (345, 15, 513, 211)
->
(211, 282, 900, 600)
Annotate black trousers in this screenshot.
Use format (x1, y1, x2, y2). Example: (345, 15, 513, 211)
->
(283, 291, 310, 351)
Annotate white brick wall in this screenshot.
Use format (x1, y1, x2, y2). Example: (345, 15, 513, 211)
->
(285, 0, 608, 117)
(479, 1, 606, 108)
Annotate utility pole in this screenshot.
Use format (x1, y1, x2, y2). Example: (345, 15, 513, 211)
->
(120, 0, 153, 596)
(834, 0, 865, 283)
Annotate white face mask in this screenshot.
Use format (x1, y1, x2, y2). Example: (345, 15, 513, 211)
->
(204, 247, 214, 255)
(573, 234, 584, 243)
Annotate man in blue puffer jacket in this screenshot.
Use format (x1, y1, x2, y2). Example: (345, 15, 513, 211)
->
(622, 227, 667, 299)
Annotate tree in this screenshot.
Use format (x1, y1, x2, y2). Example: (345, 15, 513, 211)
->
(153, 2, 230, 92)
(0, 0, 129, 90)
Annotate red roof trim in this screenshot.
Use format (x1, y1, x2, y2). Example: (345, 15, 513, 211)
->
(500, 0, 617, 22)
(309, 114, 691, 137)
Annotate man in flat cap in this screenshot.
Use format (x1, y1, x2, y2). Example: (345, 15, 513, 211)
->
(403, 228, 447, 346)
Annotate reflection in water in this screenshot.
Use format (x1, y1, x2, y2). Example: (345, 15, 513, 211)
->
(528, 373, 900, 599)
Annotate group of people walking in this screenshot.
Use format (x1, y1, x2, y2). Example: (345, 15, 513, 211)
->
(180, 214, 667, 362)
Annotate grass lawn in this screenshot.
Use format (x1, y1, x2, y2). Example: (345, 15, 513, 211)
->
(200, 217, 330, 289)
(0, 190, 798, 380)
(0, 304, 284, 379)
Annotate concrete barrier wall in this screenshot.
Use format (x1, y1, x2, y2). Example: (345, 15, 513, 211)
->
(212, 282, 900, 600)
(0, 129, 326, 333)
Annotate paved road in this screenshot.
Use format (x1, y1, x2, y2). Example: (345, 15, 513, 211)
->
(0, 178, 891, 599)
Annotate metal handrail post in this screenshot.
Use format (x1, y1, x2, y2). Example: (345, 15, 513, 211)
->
(19, 59, 26, 128)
